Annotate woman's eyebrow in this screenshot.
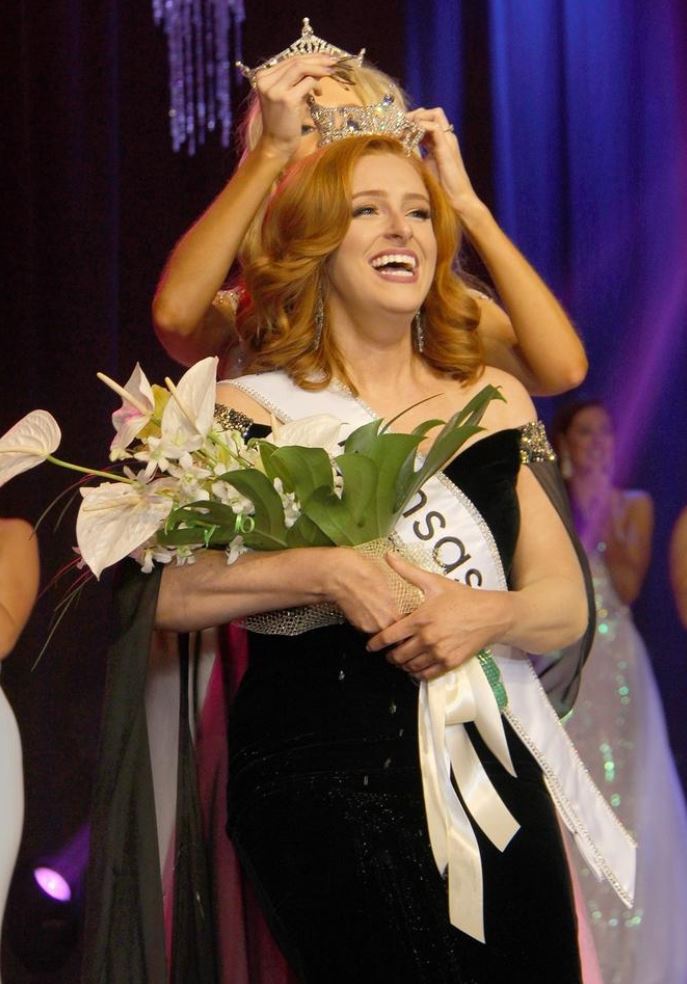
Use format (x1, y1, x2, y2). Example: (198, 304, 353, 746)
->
(352, 189, 431, 203)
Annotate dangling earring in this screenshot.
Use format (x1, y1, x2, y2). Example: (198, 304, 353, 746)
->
(414, 309, 425, 353)
(314, 289, 325, 350)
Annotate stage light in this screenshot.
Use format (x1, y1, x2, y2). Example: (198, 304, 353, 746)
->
(5, 863, 79, 972)
(33, 866, 72, 902)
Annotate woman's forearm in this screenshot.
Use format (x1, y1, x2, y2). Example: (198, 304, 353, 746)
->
(155, 544, 402, 635)
(152, 141, 291, 364)
(156, 547, 332, 632)
(501, 575, 588, 655)
(603, 532, 650, 606)
(459, 200, 588, 395)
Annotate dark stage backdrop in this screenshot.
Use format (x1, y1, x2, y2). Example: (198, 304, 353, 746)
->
(1, 2, 685, 980)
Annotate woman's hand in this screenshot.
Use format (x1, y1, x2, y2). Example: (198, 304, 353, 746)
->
(366, 553, 511, 681)
(405, 107, 484, 219)
(325, 547, 403, 635)
(254, 54, 341, 162)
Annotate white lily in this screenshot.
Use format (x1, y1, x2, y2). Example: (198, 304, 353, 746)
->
(0, 410, 62, 487)
(98, 364, 156, 455)
(268, 414, 344, 456)
(76, 478, 175, 579)
(160, 357, 218, 459)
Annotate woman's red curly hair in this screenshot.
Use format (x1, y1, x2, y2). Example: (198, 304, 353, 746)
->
(237, 135, 483, 393)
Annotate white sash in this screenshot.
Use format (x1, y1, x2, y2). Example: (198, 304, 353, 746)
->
(231, 372, 636, 943)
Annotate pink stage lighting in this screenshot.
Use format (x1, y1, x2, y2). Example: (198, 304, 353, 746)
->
(33, 867, 72, 903)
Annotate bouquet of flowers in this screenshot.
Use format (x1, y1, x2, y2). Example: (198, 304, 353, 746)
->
(0, 356, 502, 631)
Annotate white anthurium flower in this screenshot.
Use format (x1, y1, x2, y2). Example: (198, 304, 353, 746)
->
(76, 478, 175, 579)
(100, 364, 156, 455)
(160, 357, 218, 459)
(0, 410, 62, 487)
(267, 414, 345, 455)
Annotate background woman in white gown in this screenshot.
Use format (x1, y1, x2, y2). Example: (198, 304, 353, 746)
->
(0, 518, 39, 980)
(553, 400, 687, 984)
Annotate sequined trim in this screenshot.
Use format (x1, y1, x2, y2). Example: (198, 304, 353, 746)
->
(518, 421, 557, 464)
(213, 404, 253, 438)
(230, 379, 293, 423)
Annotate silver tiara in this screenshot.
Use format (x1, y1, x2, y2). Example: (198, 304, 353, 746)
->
(236, 18, 365, 85)
(308, 93, 424, 153)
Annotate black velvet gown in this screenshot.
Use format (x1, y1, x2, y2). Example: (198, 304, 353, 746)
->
(227, 429, 583, 984)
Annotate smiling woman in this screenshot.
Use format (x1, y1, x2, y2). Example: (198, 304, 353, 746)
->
(152, 19, 588, 396)
(234, 137, 482, 398)
(121, 134, 638, 983)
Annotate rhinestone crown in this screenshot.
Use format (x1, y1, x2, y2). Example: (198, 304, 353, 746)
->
(308, 93, 424, 153)
(237, 17, 365, 84)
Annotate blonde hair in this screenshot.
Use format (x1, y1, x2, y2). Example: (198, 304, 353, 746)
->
(236, 61, 411, 264)
(236, 135, 483, 392)
(237, 60, 410, 159)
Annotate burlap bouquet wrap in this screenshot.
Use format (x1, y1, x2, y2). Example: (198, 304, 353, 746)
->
(240, 534, 442, 635)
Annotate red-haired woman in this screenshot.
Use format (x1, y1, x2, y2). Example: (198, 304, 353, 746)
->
(120, 136, 635, 982)
(152, 21, 588, 397)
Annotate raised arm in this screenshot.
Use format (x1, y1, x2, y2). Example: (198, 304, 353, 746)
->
(0, 518, 40, 659)
(152, 54, 342, 367)
(601, 491, 653, 606)
(407, 107, 588, 396)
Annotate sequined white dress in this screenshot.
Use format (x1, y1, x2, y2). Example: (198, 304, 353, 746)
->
(565, 547, 687, 984)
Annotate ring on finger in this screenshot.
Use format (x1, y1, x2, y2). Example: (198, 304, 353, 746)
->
(444, 123, 455, 133)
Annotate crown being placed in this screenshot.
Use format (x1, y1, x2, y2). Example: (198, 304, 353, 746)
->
(237, 18, 365, 85)
(308, 93, 425, 153)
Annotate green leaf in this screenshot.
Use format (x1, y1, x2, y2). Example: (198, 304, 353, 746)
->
(343, 418, 384, 456)
(256, 440, 279, 476)
(241, 528, 292, 551)
(301, 487, 360, 545)
(381, 393, 443, 431)
(165, 499, 244, 529)
(269, 445, 334, 502)
(218, 469, 289, 547)
(399, 385, 504, 508)
(285, 513, 335, 548)
(356, 432, 424, 535)
(333, 453, 378, 529)
(157, 499, 254, 548)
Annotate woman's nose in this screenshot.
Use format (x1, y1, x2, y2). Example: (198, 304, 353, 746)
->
(385, 210, 412, 242)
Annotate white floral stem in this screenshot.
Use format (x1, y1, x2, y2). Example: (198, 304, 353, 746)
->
(45, 455, 134, 484)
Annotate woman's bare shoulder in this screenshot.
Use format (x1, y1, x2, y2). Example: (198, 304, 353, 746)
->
(464, 366, 537, 431)
(215, 381, 273, 426)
